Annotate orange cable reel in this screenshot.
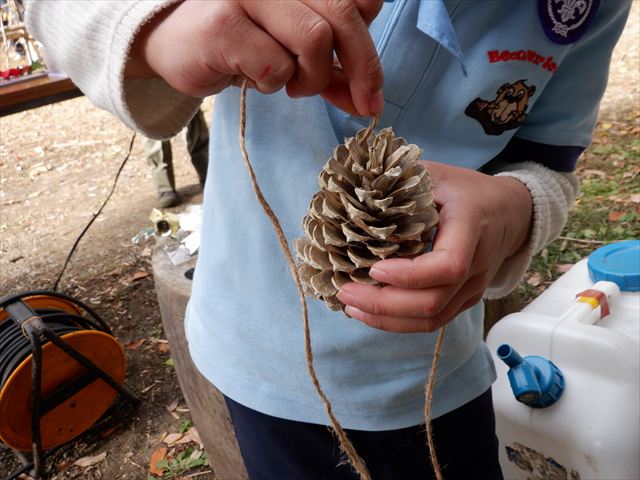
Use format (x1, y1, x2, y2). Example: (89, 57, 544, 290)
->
(0, 293, 127, 451)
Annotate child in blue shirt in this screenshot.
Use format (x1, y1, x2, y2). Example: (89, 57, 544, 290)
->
(27, 0, 631, 478)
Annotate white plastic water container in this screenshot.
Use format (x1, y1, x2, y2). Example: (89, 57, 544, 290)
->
(486, 240, 640, 480)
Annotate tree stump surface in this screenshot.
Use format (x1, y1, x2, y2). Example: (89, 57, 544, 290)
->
(152, 246, 248, 480)
(484, 293, 522, 338)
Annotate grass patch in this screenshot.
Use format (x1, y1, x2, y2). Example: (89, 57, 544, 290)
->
(519, 119, 640, 304)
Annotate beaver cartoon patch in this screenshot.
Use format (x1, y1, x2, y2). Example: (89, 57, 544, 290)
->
(465, 80, 536, 135)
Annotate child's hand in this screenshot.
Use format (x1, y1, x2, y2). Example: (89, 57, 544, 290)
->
(126, 0, 385, 116)
(337, 161, 533, 333)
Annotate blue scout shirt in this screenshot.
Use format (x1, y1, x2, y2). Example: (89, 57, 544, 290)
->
(185, 0, 630, 430)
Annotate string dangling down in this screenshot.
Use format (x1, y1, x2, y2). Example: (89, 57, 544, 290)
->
(237, 79, 446, 480)
(237, 79, 372, 480)
(425, 326, 446, 480)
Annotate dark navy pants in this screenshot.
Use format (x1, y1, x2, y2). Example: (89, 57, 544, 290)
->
(224, 388, 503, 480)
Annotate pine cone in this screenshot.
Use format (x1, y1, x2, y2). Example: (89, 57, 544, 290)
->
(294, 127, 439, 311)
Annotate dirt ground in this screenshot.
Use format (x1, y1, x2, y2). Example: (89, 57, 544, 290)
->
(1, 5, 639, 479)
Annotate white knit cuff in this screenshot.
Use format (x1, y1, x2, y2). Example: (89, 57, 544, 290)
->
(484, 162, 579, 299)
(109, 1, 203, 139)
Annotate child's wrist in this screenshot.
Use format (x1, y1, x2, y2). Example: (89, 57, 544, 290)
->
(124, 3, 178, 79)
(496, 176, 533, 258)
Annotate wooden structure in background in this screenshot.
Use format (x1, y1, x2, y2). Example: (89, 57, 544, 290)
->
(0, 6, 83, 117)
(0, 74, 82, 116)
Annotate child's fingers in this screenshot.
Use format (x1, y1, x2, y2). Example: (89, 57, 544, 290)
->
(205, 11, 296, 94)
(301, 0, 384, 116)
(341, 274, 486, 333)
(241, 1, 334, 98)
(369, 216, 479, 290)
(319, 67, 359, 116)
(337, 283, 457, 319)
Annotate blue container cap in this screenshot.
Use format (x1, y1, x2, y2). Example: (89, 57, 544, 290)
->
(588, 240, 640, 292)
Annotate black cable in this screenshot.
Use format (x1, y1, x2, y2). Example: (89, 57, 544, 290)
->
(52, 132, 137, 291)
(0, 312, 80, 387)
(0, 290, 113, 334)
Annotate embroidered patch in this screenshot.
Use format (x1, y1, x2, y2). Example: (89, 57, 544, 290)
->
(464, 80, 536, 136)
(538, 0, 601, 45)
(487, 49, 557, 74)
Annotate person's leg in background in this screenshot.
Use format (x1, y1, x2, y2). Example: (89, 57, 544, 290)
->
(144, 137, 179, 208)
(186, 109, 209, 188)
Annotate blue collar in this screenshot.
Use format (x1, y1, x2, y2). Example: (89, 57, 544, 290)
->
(415, 0, 466, 74)
(326, 0, 467, 141)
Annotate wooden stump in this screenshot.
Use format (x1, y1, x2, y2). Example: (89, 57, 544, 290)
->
(152, 247, 248, 480)
(484, 292, 522, 338)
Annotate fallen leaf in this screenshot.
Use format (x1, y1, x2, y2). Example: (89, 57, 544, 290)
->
(583, 169, 606, 178)
(131, 270, 150, 281)
(158, 342, 170, 353)
(527, 272, 542, 287)
(125, 338, 146, 350)
(74, 452, 106, 468)
(55, 460, 72, 472)
(630, 193, 640, 203)
(149, 447, 168, 476)
(166, 399, 179, 412)
(176, 433, 194, 445)
(189, 449, 203, 461)
(141, 382, 158, 393)
(608, 211, 624, 221)
(555, 264, 574, 274)
(163, 432, 185, 445)
(166, 399, 180, 419)
(188, 427, 204, 449)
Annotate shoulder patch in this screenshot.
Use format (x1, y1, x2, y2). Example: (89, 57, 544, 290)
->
(538, 0, 601, 45)
(465, 80, 536, 136)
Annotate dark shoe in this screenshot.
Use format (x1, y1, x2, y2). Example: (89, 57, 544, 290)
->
(157, 190, 180, 208)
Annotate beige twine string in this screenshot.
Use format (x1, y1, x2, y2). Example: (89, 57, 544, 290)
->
(237, 79, 446, 480)
(425, 326, 446, 480)
(238, 80, 371, 480)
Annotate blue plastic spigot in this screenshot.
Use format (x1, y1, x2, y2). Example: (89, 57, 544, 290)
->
(497, 344, 565, 408)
